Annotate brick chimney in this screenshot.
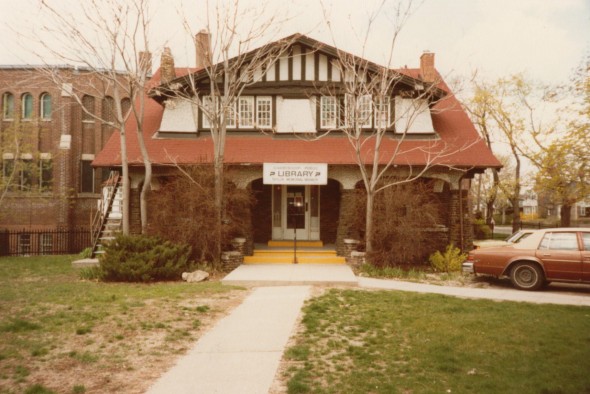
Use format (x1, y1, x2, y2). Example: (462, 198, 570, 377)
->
(420, 51, 436, 82)
(195, 29, 212, 69)
(138, 51, 152, 75)
(160, 47, 176, 84)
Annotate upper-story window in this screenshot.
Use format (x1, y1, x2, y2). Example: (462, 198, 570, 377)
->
(82, 95, 95, 122)
(22, 93, 33, 120)
(238, 97, 254, 128)
(374, 96, 390, 129)
(256, 96, 272, 129)
(202, 95, 273, 130)
(320, 96, 338, 129)
(40, 93, 52, 120)
(121, 97, 131, 118)
(2, 92, 14, 120)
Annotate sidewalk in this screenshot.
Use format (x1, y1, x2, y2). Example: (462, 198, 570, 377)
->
(146, 286, 310, 394)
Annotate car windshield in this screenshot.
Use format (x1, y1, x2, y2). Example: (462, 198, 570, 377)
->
(505, 231, 533, 244)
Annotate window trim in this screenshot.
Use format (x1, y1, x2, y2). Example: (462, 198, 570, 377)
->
(374, 96, 390, 130)
(2, 92, 15, 120)
(256, 96, 272, 129)
(40, 93, 52, 120)
(22, 93, 33, 120)
(238, 96, 254, 128)
(320, 96, 338, 129)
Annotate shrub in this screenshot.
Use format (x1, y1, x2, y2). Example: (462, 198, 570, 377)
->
(353, 180, 445, 267)
(429, 244, 467, 273)
(148, 166, 253, 265)
(99, 234, 192, 282)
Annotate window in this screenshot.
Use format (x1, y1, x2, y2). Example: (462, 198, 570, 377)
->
(582, 233, 590, 251)
(121, 97, 131, 118)
(82, 95, 95, 121)
(2, 92, 14, 119)
(238, 96, 254, 128)
(374, 96, 390, 129)
(17, 156, 34, 192)
(345, 94, 372, 129)
(40, 157, 52, 191)
(40, 93, 52, 120)
(22, 93, 33, 120)
(18, 234, 31, 256)
(539, 232, 579, 251)
(202, 95, 272, 130)
(41, 233, 53, 255)
(80, 159, 94, 193)
(102, 96, 115, 125)
(2, 156, 15, 190)
(256, 96, 272, 129)
(320, 96, 338, 128)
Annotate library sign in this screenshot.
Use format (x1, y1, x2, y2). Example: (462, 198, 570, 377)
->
(263, 163, 328, 185)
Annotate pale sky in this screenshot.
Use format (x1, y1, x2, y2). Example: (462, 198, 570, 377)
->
(0, 0, 588, 86)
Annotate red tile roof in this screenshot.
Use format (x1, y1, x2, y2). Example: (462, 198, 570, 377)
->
(93, 68, 501, 170)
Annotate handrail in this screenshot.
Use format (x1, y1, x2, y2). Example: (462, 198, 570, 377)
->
(90, 171, 121, 257)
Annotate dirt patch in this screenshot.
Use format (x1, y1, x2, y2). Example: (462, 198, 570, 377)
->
(4, 286, 249, 394)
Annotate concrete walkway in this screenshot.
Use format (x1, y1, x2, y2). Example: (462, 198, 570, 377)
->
(358, 277, 590, 307)
(222, 263, 358, 287)
(146, 286, 310, 394)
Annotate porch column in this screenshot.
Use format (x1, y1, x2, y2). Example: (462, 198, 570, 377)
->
(448, 186, 474, 251)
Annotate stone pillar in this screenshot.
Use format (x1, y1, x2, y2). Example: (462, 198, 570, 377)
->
(129, 187, 141, 235)
(336, 189, 359, 256)
(448, 189, 473, 251)
(221, 251, 242, 271)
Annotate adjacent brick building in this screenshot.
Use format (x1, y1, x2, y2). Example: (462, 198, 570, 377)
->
(0, 66, 131, 253)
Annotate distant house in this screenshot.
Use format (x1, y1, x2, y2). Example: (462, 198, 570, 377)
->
(93, 33, 501, 256)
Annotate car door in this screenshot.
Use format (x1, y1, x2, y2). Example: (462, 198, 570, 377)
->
(582, 232, 590, 282)
(536, 231, 583, 281)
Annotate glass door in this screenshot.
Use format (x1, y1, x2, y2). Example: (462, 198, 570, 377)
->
(285, 186, 308, 240)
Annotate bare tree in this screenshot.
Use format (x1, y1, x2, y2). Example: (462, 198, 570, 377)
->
(320, 0, 467, 252)
(156, 2, 295, 264)
(36, 0, 153, 234)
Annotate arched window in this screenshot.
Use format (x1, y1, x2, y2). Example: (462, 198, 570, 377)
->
(102, 96, 115, 125)
(40, 93, 52, 120)
(82, 95, 95, 121)
(22, 93, 33, 119)
(2, 92, 14, 119)
(121, 97, 131, 117)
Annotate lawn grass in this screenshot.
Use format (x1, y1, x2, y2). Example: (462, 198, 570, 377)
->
(284, 289, 590, 394)
(0, 255, 244, 394)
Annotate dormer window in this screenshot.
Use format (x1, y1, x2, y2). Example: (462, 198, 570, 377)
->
(202, 95, 273, 130)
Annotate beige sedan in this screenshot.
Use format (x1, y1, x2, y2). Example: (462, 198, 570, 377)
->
(463, 228, 590, 290)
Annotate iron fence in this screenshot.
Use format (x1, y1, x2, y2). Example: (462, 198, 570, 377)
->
(0, 227, 92, 257)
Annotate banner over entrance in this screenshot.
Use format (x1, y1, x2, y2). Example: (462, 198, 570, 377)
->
(263, 163, 328, 185)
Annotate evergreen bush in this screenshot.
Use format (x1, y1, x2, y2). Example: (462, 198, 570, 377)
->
(99, 234, 192, 282)
(429, 244, 467, 273)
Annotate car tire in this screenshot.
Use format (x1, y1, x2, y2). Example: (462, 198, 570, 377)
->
(510, 262, 544, 291)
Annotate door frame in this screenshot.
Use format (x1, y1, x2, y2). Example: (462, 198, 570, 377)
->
(271, 185, 320, 240)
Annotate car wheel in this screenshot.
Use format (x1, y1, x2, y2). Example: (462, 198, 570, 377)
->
(510, 262, 544, 291)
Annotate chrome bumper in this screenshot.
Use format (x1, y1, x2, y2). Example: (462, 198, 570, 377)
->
(462, 262, 474, 274)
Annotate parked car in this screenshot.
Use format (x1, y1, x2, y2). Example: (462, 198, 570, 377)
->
(463, 228, 590, 290)
(472, 230, 534, 249)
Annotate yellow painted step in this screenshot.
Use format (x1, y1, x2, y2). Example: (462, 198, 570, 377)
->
(268, 240, 324, 248)
(243, 255, 345, 264)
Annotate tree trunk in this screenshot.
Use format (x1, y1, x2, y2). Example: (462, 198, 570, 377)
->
(136, 127, 151, 234)
(560, 204, 572, 227)
(365, 190, 374, 253)
(214, 158, 224, 266)
(120, 129, 130, 235)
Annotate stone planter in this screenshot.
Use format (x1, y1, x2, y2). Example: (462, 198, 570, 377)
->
(221, 250, 242, 271)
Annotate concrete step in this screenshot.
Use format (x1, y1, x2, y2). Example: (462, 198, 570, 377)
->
(244, 250, 345, 264)
(268, 240, 323, 248)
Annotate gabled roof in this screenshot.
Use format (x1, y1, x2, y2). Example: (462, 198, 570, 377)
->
(93, 65, 502, 170)
(151, 33, 446, 101)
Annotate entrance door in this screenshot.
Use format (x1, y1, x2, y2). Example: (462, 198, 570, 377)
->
(285, 186, 307, 240)
(271, 185, 320, 240)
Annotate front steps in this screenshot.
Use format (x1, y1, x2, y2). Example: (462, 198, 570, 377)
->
(244, 240, 346, 265)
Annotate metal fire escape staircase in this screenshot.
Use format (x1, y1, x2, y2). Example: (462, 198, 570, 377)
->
(90, 171, 122, 258)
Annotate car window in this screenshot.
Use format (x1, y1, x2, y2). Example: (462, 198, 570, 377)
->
(508, 231, 532, 244)
(582, 233, 590, 251)
(539, 232, 579, 251)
